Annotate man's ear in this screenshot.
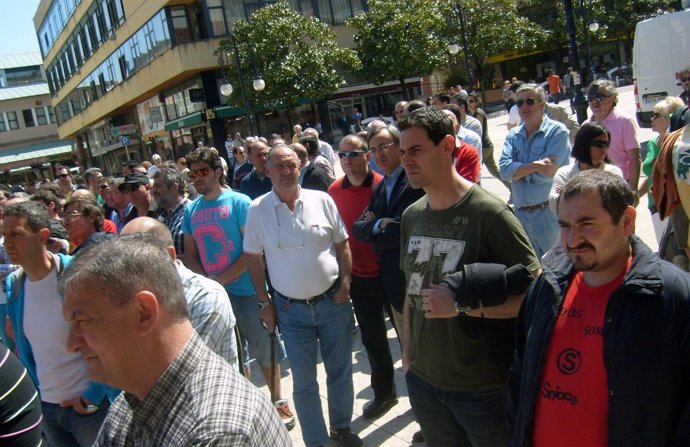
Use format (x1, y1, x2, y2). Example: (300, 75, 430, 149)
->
(134, 291, 159, 335)
(622, 206, 637, 237)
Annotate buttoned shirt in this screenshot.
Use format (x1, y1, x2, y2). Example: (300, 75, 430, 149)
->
(499, 115, 571, 208)
(94, 334, 290, 446)
(177, 261, 238, 367)
(156, 198, 191, 255)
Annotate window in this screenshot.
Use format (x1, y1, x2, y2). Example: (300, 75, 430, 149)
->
(170, 6, 192, 44)
(22, 109, 35, 127)
(7, 112, 19, 130)
(0, 114, 6, 132)
(4, 66, 43, 85)
(48, 106, 56, 123)
(36, 107, 48, 125)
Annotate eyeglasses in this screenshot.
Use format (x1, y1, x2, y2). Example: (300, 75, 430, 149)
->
(682, 76, 690, 82)
(189, 168, 211, 178)
(370, 142, 396, 153)
(651, 112, 661, 119)
(468, 99, 476, 103)
(58, 173, 70, 179)
(587, 93, 611, 102)
(338, 150, 366, 159)
(63, 212, 84, 220)
(590, 140, 610, 148)
(516, 98, 537, 108)
(98, 184, 110, 190)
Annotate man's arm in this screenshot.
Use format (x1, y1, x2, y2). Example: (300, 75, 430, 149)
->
(246, 252, 275, 331)
(332, 240, 352, 304)
(401, 290, 412, 374)
(183, 234, 206, 275)
(627, 147, 641, 207)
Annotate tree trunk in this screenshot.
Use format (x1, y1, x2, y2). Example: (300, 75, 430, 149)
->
(400, 77, 407, 100)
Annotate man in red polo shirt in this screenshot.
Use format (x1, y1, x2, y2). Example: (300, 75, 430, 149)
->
(328, 134, 398, 420)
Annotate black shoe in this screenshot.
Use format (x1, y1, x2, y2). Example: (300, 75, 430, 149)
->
(329, 427, 363, 447)
(362, 395, 398, 419)
(412, 430, 425, 443)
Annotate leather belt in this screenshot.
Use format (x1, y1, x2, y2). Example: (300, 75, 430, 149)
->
(518, 200, 550, 212)
(275, 278, 340, 305)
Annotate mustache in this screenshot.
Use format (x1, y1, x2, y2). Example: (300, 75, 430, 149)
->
(567, 242, 595, 251)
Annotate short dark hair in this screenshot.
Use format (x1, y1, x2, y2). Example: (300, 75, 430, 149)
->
(153, 168, 186, 197)
(404, 100, 427, 115)
(434, 93, 451, 104)
(64, 196, 104, 231)
(299, 136, 319, 157)
(3, 201, 50, 232)
(59, 235, 189, 320)
(186, 148, 226, 185)
(443, 104, 462, 124)
(366, 124, 399, 145)
(31, 189, 59, 208)
(572, 123, 612, 165)
(450, 93, 468, 109)
(398, 106, 454, 145)
(559, 170, 633, 224)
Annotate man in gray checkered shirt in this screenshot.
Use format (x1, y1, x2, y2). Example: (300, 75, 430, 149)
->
(60, 235, 290, 446)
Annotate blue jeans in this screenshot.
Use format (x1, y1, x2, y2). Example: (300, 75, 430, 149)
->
(274, 291, 354, 447)
(229, 293, 286, 369)
(406, 371, 508, 447)
(41, 398, 110, 447)
(515, 206, 559, 260)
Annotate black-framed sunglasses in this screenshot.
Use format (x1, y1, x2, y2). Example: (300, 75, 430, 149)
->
(516, 98, 536, 108)
(651, 112, 661, 119)
(590, 140, 610, 148)
(58, 173, 70, 178)
(118, 183, 142, 193)
(681, 76, 690, 82)
(587, 93, 611, 103)
(98, 184, 110, 190)
(337, 150, 366, 159)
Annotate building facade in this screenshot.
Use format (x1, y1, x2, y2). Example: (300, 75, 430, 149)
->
(35, 0, 421, 173)
(0, 52, 74, 185)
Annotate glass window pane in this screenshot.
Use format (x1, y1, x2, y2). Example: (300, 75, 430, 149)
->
(22, 109, 35, 127)
(7, 112, 19, 130)
(48, 106, 56, 123)
(208, 8, 227, 37)
(0, 115, 7, 132)
(36, 107, 48, 125)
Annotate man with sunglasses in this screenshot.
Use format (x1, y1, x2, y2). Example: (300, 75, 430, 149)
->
(500, 84, 571, 260)
(328, 135, 398, 420)
(182, 148, 294, 431)
(583, 80, 641, 204)
(119, 173, 156, 218)
(55, 165, 76, 198)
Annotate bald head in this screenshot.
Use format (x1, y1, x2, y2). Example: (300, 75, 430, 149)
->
(121, 217, 174, 248)
(71, 189, 96, 201)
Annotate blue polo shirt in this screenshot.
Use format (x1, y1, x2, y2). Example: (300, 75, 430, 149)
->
(239, 168, 272, 200)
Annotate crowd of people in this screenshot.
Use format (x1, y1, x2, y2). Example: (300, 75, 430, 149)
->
(0, 71, 689, 447)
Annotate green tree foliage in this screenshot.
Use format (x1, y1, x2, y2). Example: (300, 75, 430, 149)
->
(442, 0, 545, 89)
(216, 1, 360, 112)
(348, 0, 450, 98)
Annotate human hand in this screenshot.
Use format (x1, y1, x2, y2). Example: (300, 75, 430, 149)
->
(420, 284, 457, 318)
(259, 306, 277, 332)
(60, 396, 98, 415)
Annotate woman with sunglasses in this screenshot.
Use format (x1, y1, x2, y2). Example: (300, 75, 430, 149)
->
(468, 92, 511, 192)
(638, 100, 673, 242)
(548, 123, 623, 213)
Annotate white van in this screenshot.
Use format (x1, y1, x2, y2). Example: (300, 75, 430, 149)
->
(632, 8, 690, 128)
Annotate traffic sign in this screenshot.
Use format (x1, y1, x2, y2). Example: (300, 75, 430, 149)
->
(121, 136, 131, 146)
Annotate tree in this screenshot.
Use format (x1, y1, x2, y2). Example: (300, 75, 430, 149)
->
(216, 1, 360, 122)
(442, 0, 545, 90)
(348, 0, 450, 99)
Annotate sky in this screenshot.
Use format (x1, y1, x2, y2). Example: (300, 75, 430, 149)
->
(0, 0, 42, 56)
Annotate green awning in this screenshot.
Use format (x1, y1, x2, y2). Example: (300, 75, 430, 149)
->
(215, 105, 247, 118)
(164, 111, 204, 131)
(0, 140, 73, 170)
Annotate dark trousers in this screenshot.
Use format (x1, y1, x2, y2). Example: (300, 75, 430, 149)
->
(350, 274, 396, 398)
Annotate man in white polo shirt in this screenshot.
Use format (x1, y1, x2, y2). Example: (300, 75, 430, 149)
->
(244, 144, 361, 447)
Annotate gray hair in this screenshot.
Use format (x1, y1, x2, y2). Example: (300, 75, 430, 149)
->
(58, 235, 189, 320)
(516, 83, 546, 102)
(266, 144, 298, 169)
(366, 124, 400, 145)
(153, 167, 186, 197)
(586, 80, 618, 105)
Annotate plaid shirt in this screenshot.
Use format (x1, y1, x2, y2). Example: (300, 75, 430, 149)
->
(95, 334, 291, 447)
(178, 261, 238, 367)
(156, 198, 191, 255)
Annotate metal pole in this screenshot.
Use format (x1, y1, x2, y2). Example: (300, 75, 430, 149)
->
(563, 0, 588, 124)
(230, 33, 256, 136)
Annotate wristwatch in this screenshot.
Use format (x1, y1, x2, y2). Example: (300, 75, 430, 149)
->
(258, 300, 272, 310)
(454, 301, 471, 316)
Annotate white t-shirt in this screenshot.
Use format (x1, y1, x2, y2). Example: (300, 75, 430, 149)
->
(244, 189, 348, 298)
(23, 255, 90, 403)
(508, 104, 522, 127)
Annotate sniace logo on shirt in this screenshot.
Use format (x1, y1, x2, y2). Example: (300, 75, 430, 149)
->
(541, 347, 581, 406)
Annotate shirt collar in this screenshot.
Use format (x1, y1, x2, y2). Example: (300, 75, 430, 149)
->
(385, 164, 404, 182)
(342, 170, 375, 189)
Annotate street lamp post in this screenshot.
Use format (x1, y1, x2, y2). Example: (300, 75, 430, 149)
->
(218, 32, 265, 136)
(563, 0, 588, 124)
(580, 0, 599, 80)
(448, 1, 472, 90)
